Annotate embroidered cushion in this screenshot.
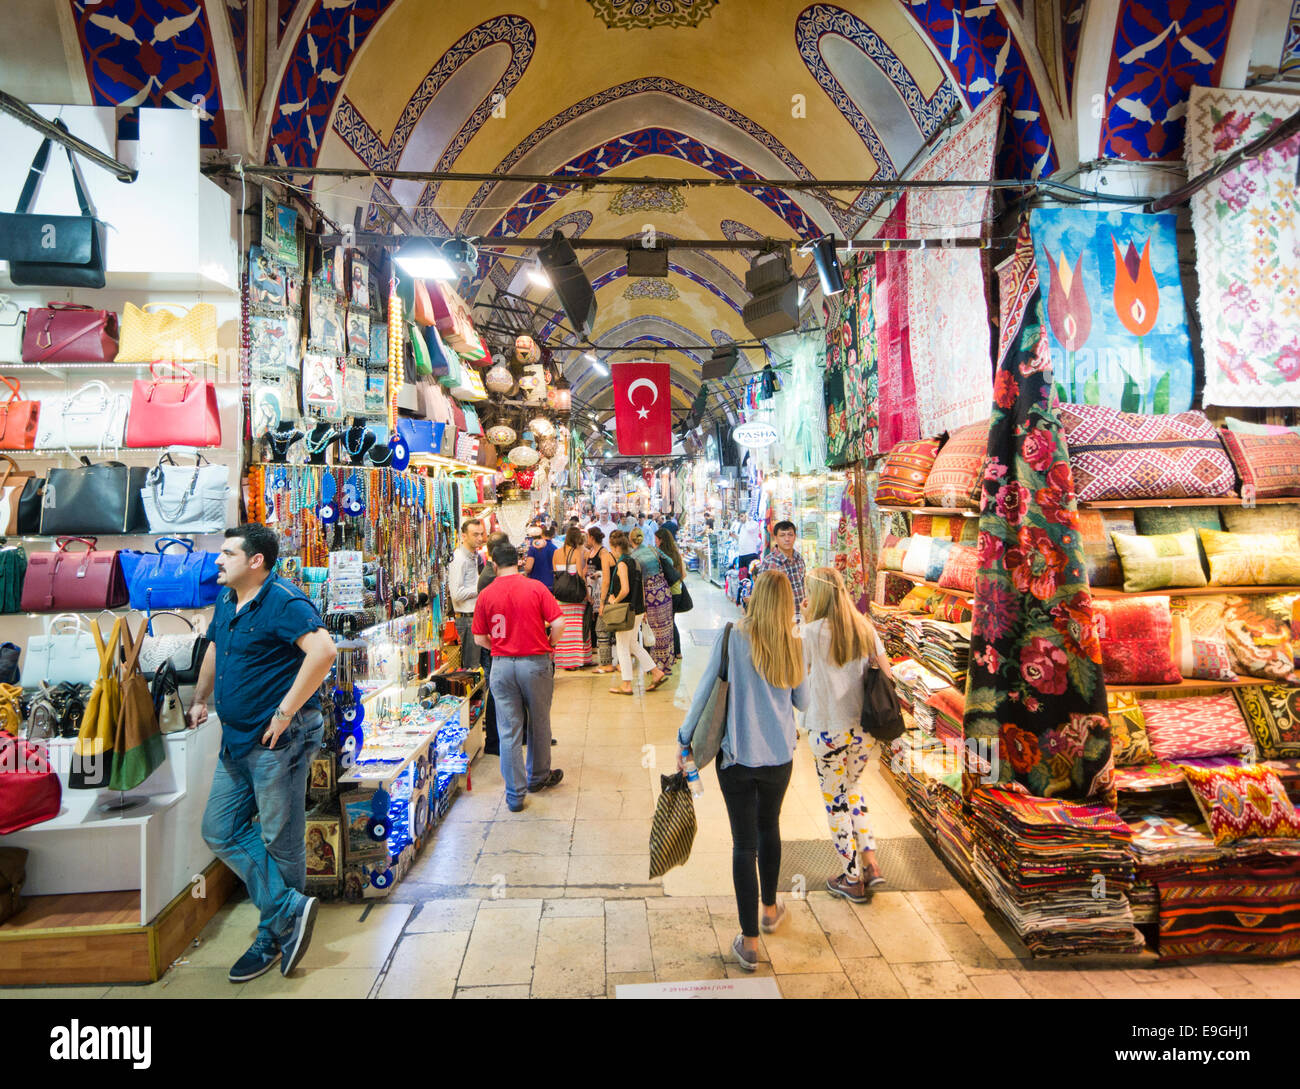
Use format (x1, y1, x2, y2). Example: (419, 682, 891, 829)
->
(1111, 529, 1208, 593)
(1221, 503, 1300, 543)
(1233, 684, 1300, 760)
(876, 438, 941, 505)
(1198, 529, 1300, 587)
(1222, 593, 1300, 683)
(1106, 690, 1156, 767)
(1140, 692, 1254, 760)
(879, 535, 910, 572)
(1077, 509, 1134, 588)
(923, 421, 988, 509)
(1093, 596, 1182, 685)
(1219, 430, 1300, 499)
(897, 586, 936, 613)
(1059, 404, 1236, 503)
(1224, 417, 1300, 437)
(875, 571, 913, 607)
(1133, 504, 1221, 576)
(936, 545, 978, 593)
(1179, 763, 1300, 845)
(1168, 594, 1237, 681)
(931, 593, 972, 623)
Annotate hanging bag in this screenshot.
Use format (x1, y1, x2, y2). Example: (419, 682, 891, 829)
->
(0, 735, 62, 833)
(137, 610, 208, 684)
(20, 302, 119, 364)
(0, 376, 40, 450)
(141, 447, 230, 534)
(150, 662, 187, 734)
(20, 536, 128, 612)
(861, 660, 905, 743)
(125, 361, 222, 447)
(687, 622, 732, 770)
(125, 537, 220, 611)
(40, 457, 148, 535)
(600, 558, 638, 633)
(24, 613, 100, 687)
(648, 772, 697, 879)
(0, 455, 35, 535)
(108, 620, 166, 792)
(411, 280, 438, 327)
(115, 302, 218, 365)
(409, 320, 434, 377)
(67, 618, 120, 791)
(0, 118, 107, 289)
(34, 379, 126, 453)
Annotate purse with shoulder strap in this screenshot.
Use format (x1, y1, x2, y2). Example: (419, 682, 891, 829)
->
(688, 623, 732, 770)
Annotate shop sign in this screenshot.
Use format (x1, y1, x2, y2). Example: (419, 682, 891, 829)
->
(732, 421, 778, 448)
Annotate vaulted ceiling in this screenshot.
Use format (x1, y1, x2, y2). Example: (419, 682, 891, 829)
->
(8, 0, 1294, 424)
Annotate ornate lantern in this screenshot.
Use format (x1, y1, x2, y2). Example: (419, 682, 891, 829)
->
(484, 360, 515, 393)
(508, 444, 540, 467)
(529, 416, 555, 438)
(538, 435, 559, 459)
(514, 334, 541, 365)
(485, 424, 517, 447)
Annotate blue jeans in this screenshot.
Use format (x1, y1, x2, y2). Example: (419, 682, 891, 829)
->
(201, 709, 324, 944)
(489, 655, 553, 806)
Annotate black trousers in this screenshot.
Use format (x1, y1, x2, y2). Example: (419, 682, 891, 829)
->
(716, 760, 793, 938)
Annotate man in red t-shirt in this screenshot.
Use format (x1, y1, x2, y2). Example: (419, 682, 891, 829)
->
(473, 542, 566, 812)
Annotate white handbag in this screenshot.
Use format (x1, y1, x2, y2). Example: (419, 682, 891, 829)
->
(0, 297, 21, 361)
(24, 613, 101, 687)
(34, 380, 127, 453)
(141, 447, 230, 534)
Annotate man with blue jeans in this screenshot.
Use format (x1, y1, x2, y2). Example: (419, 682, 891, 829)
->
(189, 524, 338, 983)
(473, 542, 565, 812)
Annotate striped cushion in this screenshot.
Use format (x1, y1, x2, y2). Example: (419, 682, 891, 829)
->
(1219, 429, 1300, 499)
(876, 438, 941, 505)
(1140, 692, 1254, 761)
(923, 420, 988, 509)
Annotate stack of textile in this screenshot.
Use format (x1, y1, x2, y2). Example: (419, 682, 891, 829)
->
(1157, 864, 1300, 961)
(927, 687, 965, 749)
(918, 619, 971, 687)
(970, 787, 1144, 957)
(885, 730, 962, 823)
(934, 785, 976, 879)
(1125, 813, 1227, 924)
(891, 658, 953, 735)
(869, 603, 908, 658)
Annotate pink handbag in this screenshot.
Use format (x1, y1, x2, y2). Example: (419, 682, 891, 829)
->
(125, 362, 221, 448)
(21, 303, 118, 363)
(429, 282, 481, 356)
(418, 379, 454, 424)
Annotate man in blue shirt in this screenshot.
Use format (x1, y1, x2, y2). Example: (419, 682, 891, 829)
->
(189, 524, 337, 983)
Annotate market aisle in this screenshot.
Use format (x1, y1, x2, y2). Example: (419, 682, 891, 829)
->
(28, 577, 1298, 999)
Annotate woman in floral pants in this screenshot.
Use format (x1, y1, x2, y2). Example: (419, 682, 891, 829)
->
(801, 567, 892, 902)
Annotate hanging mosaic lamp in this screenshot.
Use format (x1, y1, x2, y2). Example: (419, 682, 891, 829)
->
(538, 435, 559, 459)
(508, 444, 540, 467)
(485, 361, 515, 393)
(514, 334, 541, 365)
(529, 416, 555, 438)
(485, 423, 517, 447)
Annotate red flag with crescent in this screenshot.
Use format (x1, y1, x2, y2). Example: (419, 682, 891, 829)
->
(613, 361, 671, 455)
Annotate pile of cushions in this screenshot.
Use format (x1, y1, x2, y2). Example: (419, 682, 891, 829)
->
(874, 421, 988, 509)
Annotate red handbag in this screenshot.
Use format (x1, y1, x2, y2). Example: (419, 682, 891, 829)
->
(20, 536, 128, 612)
(0, 735, 61, 834)
(429, 281, 480, 356)
(125, 362, 221, 448)
(20, 302, 119, 363)
(0, 377, 39, 450)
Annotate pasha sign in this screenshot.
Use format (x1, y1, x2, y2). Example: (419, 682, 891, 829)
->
(732, 421, 778, 448)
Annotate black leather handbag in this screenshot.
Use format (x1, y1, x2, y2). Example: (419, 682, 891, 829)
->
(40, 458, 149, 535)
(861, 661, 905, 743)
(17, 476, 44, 535)
(0, 120, 107, 289)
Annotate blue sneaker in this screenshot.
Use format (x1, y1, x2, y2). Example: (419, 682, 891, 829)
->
(229, 934, 281, 983)
(280, 896, 319, 977)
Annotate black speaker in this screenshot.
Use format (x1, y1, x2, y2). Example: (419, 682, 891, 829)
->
(626, 248, 668, 277)
(540, 232, 596, 338)
(702, 345, 738, 380)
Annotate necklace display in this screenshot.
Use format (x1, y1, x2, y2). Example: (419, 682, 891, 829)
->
(265, 424, 305, 463)
(342, 417, 377, 465)
(306, 421, 340, 464)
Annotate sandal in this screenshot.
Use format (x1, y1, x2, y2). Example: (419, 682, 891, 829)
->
(647, 672, 669, 691)
(609, 687, 634, 696)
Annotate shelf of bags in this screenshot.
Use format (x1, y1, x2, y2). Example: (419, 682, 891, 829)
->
(409, 453, 498, 475)
(1105, 677, 1272, 693)
(0, 361, 218, 373)
(11, 533, 222, 542)
(875, 505, 979, 517)
(891, 571, 974, 603)
(15, 447, 220, 457)
(1080, 497, 1299, 509)
(1090, 585, 1300, 598)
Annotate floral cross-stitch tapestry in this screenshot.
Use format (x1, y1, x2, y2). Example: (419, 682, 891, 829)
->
(962, 286, 1114, 806)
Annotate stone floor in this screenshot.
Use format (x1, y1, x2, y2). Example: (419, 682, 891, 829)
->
(9, 577, 1300, 999)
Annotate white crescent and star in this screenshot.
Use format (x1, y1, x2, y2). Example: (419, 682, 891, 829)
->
(626, 377, 658, 420)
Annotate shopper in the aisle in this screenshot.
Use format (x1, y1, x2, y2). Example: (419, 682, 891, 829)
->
(449, 518, 485, 670)
(477, 530, 510, 755)
(524, 522, 557, 590)
(585, 526, 616, 673)
(654, 526, 688, 662)
(678, 570, 806, 971)
(660, 509, 680, 537)
(473, 542, 565, 812)
(552, 526, 591, 670)
(605, 530, 667, 695)
(802, 567, 891, 901)
(758, 520, 807, 622)
(629, 528, 676, 676)
(734, 514, 763, 605)
(190, 524, 336, 982)
(595, 511, 618, 541)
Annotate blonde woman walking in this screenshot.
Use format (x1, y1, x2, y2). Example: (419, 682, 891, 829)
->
(802, 567, 891, 902)
(678, 570, 806, 971)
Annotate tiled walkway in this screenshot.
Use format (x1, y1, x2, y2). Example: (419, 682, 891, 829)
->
(12, 579, 1300, 998)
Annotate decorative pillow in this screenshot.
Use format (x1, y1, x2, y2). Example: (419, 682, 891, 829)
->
(1106, 690, 1156, 767)
(901, 536, 933, 578)
(1077, 509, 1135, 587)
(879, 535, 910, 571)
(898, 586, 936, 613)
(1222, 593, 1300, 683)
(924, 538, 953, 582)
(1221, 503, 1300, 544)
(1133, 506, 1224, 536)
(1092, 596, 1182, 685)
(1110, 529, 1208, 592)
(936, 545, 978, 593)
(1179, 764, 1300, 845)
(1233, 684, 1300, 760)
(1140, 692, 1254, 760)
(923, 420, 988, 509)
(1224, 416, 1300, 437)
(1059, 404, 1236, 503)
(910, 515, 936, 538)
(1168, 595, 1237, 681)
(1219, 430, 1300, 500)
(931, 593, 973, 623)
(876, 438, 941, 505)
(1198, 529, 1300, 587)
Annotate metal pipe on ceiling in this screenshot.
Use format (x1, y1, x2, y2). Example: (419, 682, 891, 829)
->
(0, 90, 138, 182)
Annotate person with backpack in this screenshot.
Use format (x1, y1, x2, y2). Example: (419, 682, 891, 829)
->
(801, 567, 892, 902)
(678, 570, 807, 972)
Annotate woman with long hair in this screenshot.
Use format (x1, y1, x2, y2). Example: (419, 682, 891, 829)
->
(552, 526, 590, 670)
(630, 528, 675, 676)
(585, 526, 616, 673)
(655, 526, 687, 661)
(678, 570, 806, 971)
(605, 530, 667, 695)
(802, 566, 891, 901)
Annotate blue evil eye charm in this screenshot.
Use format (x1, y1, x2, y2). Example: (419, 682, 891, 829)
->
(342, 482, 365, 517)
(272, 467, 289, 492)
(317, 501, 339, 524)
(365, 816, 389, 841)
(371, 788, 391, 816)
(370, 868, 394, 889)
(339, 732, 357, 756)
(320, 473, 337, 503)
(389, 436, 410, 471)
(341, 700, 364, 728)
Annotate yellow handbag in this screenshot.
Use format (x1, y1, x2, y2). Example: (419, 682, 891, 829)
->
(68, 619, 121, 790)
(115, 302, 218, 365)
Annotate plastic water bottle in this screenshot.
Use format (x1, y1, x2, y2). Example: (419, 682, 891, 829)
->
(681, 748, 704, 798)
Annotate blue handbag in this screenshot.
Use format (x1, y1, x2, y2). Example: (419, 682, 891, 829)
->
(422, 326, 452, 378)
(126, 537, 220, 611)
(395, 417, 435, 454)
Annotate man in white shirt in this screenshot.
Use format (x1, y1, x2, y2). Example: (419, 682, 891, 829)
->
(595, 511, 618, 541)
(641, 511, 660, 539)
(449, 518, 485, 669)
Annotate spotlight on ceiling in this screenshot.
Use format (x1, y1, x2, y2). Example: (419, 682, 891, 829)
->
(527, 258, 552, 289)
(395, 237, 455, 280)
(742, 248, 799, 339)
(810, 236, 845, 296)
(584, 352, 608, 376)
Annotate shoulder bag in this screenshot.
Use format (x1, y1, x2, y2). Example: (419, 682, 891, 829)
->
(150, 662, 187, 734)
(0, 118, 106, 289)
(688, 623, 732, 770)
(115, 302, 218, 366)
(108, 620, 166, 792)
(672, 580, 694, 615)
(21, 536, 128, 612)
(138, 610, 208, 684)
(601, 558, 638, 632)
(24, 613, 100, 687)
(34, 380, 127, 454)
(0, 455, 35, 535)
(67, 618, 121, 790)
(0, 735, 61, 834)
(21, 303, 118, 364)
(141, 447, 230, 534)
(429, 281, 480, 356)
(552, 551, 587, 605)
(125, 361, 222, 448)
(125, 537, 220, 611)
(40, 457, 148, 535)
(861, 661, 905, 743)
(0, 376, 39, 451)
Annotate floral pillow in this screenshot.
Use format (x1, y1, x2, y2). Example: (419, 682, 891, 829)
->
(1168, 595, 1237, 682)
(1221, 593, 1300, 683)
(1233, 684, 1300, 760)
(1092, 596, 1182, 685)
(1179, 763, 1300, 845)
(1198, 529, 1300, 587)
(1140, 692, 1254, 760)
(1106, 690, 1156, 767)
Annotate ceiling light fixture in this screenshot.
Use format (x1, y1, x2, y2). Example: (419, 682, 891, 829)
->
(395, 237, 455, 280)
(810, 236, 845, 296)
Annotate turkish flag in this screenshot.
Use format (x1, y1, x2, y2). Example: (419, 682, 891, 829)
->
(613, 361, 672, 455)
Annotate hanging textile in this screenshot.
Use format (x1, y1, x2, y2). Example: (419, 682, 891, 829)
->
(834, 467, 868, 610)
(1029, 207, 1194, 413)
(823, 289, 851, 469)
(851, 258, 880, 461)
(1185, 85, 1300, 408)
(875, 195, 919, 452)
(995, 220, 1038, 369)
(962, 286, 1114, 807)
(774, 335, 826, 475)
(907, 89, 1001, 437)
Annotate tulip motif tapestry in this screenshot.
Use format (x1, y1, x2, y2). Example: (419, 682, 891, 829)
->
(962, 285, 1114, 807)
(1029, 207, 1194, 415)
(1185, 86, 1300, 408)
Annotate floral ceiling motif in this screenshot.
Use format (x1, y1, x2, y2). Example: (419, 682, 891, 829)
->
(623, 279, 681, 301)
(608, 185, 687, 216)
(586, 0, 719, 31)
